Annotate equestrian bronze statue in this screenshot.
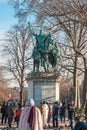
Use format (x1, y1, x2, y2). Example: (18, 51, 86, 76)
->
(28, 26, 60, 72)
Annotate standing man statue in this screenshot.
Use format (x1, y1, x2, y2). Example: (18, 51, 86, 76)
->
(29, 27, 49, 72)
(32, 46, 41, 72)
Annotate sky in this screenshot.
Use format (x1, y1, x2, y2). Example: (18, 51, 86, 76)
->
(0, 0, 16, 62)
(0, 0, 17, 87)
(0, 0, 16, 41)
(0, 0, 16, 30)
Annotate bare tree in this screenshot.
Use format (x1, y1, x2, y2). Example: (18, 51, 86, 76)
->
(3, 23, 32, 105)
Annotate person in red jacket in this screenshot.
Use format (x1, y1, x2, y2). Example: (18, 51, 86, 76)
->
(13, 104, 21, 128)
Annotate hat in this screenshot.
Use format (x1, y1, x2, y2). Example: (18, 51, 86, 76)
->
(29, 99, 35, 106)
(25, 99, 35, 106)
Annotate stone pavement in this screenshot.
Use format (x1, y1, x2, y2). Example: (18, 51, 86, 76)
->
(0, 120, 70, 130)
(0, 121, 17, 130)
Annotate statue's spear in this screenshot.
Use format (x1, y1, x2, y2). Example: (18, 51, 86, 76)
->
(26, 23, 34, 61)
(28, 22, 35, 46)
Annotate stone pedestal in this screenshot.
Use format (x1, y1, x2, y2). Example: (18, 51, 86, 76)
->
(26, 72, 62, 106)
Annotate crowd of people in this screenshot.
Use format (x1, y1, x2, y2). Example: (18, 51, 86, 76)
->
(0, 99, 87, 130)
(39, 100, 76, 130)
(1, 101, 14, 128)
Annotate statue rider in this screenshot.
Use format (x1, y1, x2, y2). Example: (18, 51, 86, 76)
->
(31, 29, 46, 51)
(51, 42, 60, 69)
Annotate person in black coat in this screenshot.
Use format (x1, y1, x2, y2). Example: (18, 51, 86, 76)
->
(52, 101, 59, 128)
(4, 102, 8, 124)
(60, 102, 66, 123)
(68, 101, 75, 130)
(1, 102, 6, 124)
(7, 103, 14, 128)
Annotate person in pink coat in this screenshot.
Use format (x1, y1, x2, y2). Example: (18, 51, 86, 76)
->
(18, 99, 43, 130)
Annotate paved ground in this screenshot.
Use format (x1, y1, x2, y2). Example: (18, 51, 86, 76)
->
(0, 120, 71, 130)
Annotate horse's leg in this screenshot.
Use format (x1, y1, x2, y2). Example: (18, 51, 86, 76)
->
(54, 57, 58, 71)
(33, 60, 35, 72)
(43, 58, 47, 72)
(41, 58, 46, 72)
(35, 60, 39, 72)
(43, 54, 49, 72)
(43, 61, 46, 72)
(43, 60, 47, 72)
(47, 64, 49, 72)
(46, 55, 49, 72)
(33, 59, 38, 72)
(37, 61, 39, 72)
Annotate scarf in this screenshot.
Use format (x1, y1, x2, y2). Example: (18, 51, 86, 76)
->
(28, 106, 35, 130)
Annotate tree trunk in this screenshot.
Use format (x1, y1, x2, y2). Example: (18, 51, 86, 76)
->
(77, 82, 81, 108)
(82, 58, 87, 108)
(20, 61, 25, 106)
(20, 86, 23, 106)
(20, 78, 24, 106)
(73, 53, 80, 108)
